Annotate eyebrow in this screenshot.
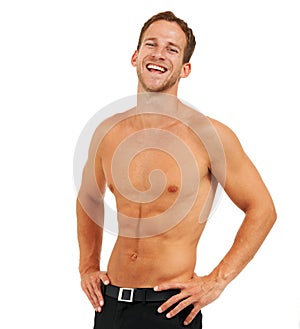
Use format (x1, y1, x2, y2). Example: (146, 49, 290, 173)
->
(144, 37, 182, 51)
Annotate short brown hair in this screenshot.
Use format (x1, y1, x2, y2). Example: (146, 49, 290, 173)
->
(137, 11, 196, 64)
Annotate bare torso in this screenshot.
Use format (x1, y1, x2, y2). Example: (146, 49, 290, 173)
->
(97, 102, 218, 287)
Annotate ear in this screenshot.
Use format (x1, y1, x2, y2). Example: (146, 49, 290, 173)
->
(180, 63, 191, 78)
(131, 50, 138, 67)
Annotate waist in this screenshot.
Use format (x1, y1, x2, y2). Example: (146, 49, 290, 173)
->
(102, 284, 180, 303)
(108, 247, 196, 287)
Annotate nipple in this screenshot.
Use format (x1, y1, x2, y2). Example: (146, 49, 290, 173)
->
(168, 185, 178, 193)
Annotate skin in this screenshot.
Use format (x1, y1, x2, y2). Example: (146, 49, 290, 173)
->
(77, 20, 277, 326)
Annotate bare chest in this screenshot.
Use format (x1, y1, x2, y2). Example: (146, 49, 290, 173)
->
(101, 123, 210, 203)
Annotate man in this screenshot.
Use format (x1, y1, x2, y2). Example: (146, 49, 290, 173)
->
(76, 11, 276, 328)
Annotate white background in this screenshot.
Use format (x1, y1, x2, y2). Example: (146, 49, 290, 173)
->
(0, 0, 299, 328)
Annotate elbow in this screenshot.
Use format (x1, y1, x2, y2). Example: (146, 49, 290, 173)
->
(269, 204, 277, 226)
(263, 201, 277, 230)
(267, 194, 277, 223)
(246, 199, 277, 229)
(77, 187, 104, 206)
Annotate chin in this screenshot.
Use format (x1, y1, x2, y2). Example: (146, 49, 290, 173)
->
(143, 83, 170, 93)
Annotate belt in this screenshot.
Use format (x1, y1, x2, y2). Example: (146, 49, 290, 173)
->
(103, 284, 180, 303)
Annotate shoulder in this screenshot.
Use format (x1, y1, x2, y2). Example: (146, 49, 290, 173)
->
(88, 108, 135, 152)
(94, 108, 134, 135)
(180, 103, 237, 140)
(207, 116, 236, 136)
(206, 116, 244, 150)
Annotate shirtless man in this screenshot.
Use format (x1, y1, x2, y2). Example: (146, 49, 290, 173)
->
(76, 11, 276, 328)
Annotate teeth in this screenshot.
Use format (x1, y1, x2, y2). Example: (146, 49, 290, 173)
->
(147, 64, 166, 73)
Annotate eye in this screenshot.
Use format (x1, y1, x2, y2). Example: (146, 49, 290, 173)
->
(145, 42, 155, 47)
(168, 47, 179, 54)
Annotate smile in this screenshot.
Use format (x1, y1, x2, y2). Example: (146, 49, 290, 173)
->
(146, 63, 167, 73)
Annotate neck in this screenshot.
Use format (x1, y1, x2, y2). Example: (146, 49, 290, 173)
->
(137, 80, 180, 98)
(136, 92, 179, 116)
(133, 92, 182, 129)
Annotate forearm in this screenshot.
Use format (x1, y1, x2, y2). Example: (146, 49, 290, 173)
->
(76, 196, 104, 275)
(211, 206, 276, 286)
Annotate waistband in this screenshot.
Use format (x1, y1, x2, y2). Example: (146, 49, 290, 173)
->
(103, 284, 180, 303)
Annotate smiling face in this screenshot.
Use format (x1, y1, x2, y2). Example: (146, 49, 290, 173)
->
(131, 20, 191, 95)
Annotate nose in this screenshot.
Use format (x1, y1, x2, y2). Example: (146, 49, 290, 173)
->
(150, 46, 166, 60)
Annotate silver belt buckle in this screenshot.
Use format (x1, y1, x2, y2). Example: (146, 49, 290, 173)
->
(118, 287, 134, 302)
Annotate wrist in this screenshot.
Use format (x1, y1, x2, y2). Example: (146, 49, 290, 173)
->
(79, 266, 100, 277)
(209, 263, 234, 289)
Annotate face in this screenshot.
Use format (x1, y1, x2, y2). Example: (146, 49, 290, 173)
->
(131, 20, 191, 95)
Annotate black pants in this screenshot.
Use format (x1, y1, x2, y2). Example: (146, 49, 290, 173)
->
(94, 286, 202, 329)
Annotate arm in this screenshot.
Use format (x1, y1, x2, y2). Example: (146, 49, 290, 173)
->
(209, 118, 277, 285)
(155, 119, 277, 325)
(76, 130, 110, 312)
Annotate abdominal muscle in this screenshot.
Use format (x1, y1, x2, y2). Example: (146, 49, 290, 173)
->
(104, 175, 213, 288)
(106, 217, 206, 288)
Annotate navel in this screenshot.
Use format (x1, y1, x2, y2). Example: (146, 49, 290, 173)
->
(168, 185, 178, 193)
(130, 253, 138, 261)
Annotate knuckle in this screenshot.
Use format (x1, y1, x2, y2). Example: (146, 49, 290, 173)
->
(99, 276, 105, 282)
(82, 286, 90, 295)
(160, 303, 168, 311)
(92, 281, 100, 289)
(88, 297, 96, 306)
(168, 296, 178, 305)
(180, 299, 189, 308)
(197, 297, 206, 306)
(92, 295, 98, 304)
(190, 309, 198, 317)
